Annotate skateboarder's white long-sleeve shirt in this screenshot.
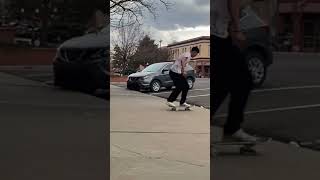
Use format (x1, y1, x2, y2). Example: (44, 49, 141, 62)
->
(170, 52, 191, 74)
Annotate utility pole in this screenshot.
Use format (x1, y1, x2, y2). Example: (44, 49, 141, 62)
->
(159, 40, 162, 48)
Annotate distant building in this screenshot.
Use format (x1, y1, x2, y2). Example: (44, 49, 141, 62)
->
(277, 0, 320, 52)
(167, 36, 210, 78)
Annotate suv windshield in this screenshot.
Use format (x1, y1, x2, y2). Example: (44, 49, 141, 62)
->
(142, 63, 166, 72)
(240, 6, 266, 30)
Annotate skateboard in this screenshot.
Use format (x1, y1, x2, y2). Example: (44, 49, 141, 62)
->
(211, 138, 270, 156)
(170, 106, 191, 111)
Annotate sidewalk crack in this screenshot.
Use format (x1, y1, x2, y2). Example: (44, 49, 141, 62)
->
(112, 144, 206, 167)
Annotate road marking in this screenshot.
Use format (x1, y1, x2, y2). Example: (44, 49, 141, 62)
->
(153, 85, 320, 96)
(253, 85, 320, 93)
(188, 94, 210, 98)
(151, 88, 209, 95)
(214, 104, 320, 118)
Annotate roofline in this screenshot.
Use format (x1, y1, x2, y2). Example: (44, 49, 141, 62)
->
(167, 36, 210, 47)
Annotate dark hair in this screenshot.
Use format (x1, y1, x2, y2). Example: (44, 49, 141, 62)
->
(191, 47, 200, 53)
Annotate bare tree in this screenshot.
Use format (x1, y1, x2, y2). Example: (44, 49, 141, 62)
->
(111, 21, 144, 74)
(110, 0, 173, 27)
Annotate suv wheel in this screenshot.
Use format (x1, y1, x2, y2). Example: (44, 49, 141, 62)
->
(246, 52, 267, 88)
(187, 77, 194, 89)
(151, 80, 161, 92)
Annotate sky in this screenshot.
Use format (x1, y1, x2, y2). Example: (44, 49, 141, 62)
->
(141, 0, 210, 47)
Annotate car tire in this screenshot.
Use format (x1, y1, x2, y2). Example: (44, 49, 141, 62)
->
(245, 51, 267, 88)
(150, 80, 162, 92)
(186, 77, 194, 89)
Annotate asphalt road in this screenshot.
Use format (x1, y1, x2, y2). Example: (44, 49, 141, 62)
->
(148, 78, 210, 108)
(216, 53, 320, 149)
(0, 66, 53, 83)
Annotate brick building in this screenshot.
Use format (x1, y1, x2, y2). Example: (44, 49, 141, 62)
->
(277, 0, 320, 52)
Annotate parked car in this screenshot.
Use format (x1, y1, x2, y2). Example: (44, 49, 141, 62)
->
(53, 27, 109, 93)
(127, 62, 196, 92)
(240, 6, 274, 87)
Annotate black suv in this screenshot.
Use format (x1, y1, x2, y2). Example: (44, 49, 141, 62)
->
(53, 27, 109, 93)
(240, 6, 273, 87)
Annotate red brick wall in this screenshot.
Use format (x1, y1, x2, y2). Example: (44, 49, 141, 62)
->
(0, 47, 57, 65)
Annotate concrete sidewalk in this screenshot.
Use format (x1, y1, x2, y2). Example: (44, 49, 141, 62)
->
(0, 72, 108, 180)
(111, 85, 320, 180)
(110, 85, 210, 180)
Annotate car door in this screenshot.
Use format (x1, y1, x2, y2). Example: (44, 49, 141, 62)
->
(161, 63, 173, 87)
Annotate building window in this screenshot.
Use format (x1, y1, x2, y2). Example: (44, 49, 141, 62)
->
(199, 45, 201, 55)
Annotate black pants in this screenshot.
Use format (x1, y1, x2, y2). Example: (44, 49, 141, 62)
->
(211, 35, 253, 135)
(167, 71, 189, 105)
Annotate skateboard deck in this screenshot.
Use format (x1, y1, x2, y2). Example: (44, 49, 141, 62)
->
(211, 138, 270, 156)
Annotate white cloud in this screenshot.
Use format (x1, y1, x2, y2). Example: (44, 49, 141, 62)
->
(111, 0, 210, 48)
(144, 25, 210, 46)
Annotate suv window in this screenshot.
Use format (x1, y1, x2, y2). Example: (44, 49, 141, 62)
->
(163, 64, 172, 70)
(186, 64, 193, 71)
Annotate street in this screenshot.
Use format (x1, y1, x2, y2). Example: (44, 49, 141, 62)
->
(149, 78, 210, 108)
(0, 65, 53, 83)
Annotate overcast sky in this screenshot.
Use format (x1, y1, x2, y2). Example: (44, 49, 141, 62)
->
(142, 0, 210, 46)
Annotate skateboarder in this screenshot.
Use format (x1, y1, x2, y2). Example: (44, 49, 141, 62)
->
(211, 0, 257, 142)
(166, 47, 200, 109)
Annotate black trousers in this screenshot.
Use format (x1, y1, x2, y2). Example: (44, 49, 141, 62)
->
(167, 71, 189, 105)
(211, 35, 253, 135)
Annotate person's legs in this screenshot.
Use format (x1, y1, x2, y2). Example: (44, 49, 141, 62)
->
(224, 43, 253, 135)
(211, 35, 231, 125)
(167, 71, 183, 103)
(180, 76, 189, 105)
(224, 84, 250, 134)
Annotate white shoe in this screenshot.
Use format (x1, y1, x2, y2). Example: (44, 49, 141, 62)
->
(180, 103, 191, 108)
(166, 101, 176, 108)
(228, 129, 258, 142)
